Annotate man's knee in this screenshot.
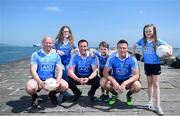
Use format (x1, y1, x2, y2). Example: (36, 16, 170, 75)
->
(58, 79, 69, 92)
(25, 79, 38, 95)
(131, 81, 141, 93)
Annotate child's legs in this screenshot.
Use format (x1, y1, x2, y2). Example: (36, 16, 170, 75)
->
(147, 76, 154, 102)
(100, 77, 113, 92)
(152, 75, 160, 106)
(145, 64, 161, 103)
(100, 86, 109, 95)
(25, 79, 39, 95)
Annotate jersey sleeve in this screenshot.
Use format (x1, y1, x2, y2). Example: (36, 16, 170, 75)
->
(91, 56, 98, 66)
(105, 56, 113, 68)
(54, 40, 59, 50)
(131, 57, 139, 69)
(73, 43, 78, 49)
(68, 54, 77, 67)
(56, 53, 62, 65)
(30, 52, 38, 64)
(136, 38, 144, 47)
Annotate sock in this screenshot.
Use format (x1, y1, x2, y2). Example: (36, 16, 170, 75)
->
(127, 91, 133, 97)
(111, 90, 118, 96)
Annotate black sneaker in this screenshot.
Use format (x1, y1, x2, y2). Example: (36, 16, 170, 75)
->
(31, 94, 38, 108)
(88, 91, 94, 101)
(99, 94, 106, 101)
(104, 95, 109, 102)
(48, 91, 57, 105)
(72, 91, 82, 102)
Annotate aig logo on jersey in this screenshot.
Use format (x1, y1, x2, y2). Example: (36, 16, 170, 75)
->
(41, 63, 54, 71)
(144, 46, 155, 54)
(116, 68, 128, 76)
(78, 66, 90, 72)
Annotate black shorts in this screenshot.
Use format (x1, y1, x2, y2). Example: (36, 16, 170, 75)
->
(144, 64, 161, 76)
(99, 68, 112, 77)
(116, 78, 141, 89)
(116, 78, 130, 89)
(116, 79, 127, 85)
(99, 68, 104, 77)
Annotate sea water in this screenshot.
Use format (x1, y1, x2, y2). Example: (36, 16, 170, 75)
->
(0, 46, 180, 64)
(0, 46, 39, 64)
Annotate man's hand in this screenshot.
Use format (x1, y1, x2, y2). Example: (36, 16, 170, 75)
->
(79, 78, 89, 85)
(39, 81, 45, 89)
(120, 81, 127, 92)
(56, 79, 61, 89)
(113, 82, 122, 93)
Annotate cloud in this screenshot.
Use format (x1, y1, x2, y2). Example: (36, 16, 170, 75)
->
(44, 6, 61, 12)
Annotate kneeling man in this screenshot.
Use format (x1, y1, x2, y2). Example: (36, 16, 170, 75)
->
(101, 40, 141, 106)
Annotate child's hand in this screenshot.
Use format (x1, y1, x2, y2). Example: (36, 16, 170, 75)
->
(57, 50, 65, 56)
(71, 49, 78, 56)
(167, 45, 173, 56)
(161, 45, 173, 59)
(89, 48, 96, 58)
(90, 52, 95, 58)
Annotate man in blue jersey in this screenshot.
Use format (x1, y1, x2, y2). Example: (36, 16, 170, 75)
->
(101, 40, 141, 106)
(25, 36, 69, 108)
(67, 39, 100, 101)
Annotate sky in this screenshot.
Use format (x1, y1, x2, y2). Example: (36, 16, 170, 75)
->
(0, 0, 180, 48)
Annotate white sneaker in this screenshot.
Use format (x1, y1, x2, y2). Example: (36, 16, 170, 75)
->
(144, 102, 155, 111)
(155, 106, 164, 115)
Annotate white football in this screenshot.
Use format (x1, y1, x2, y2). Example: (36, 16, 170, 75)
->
(44, 78, 57, 91)
(156, 45, 171, 58)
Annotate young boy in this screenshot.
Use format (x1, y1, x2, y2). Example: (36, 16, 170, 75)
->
(91, 41, 110, 102)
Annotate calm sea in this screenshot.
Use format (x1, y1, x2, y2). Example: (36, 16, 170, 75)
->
(0, 46, 180, 64)
(0, 46, 39, 64)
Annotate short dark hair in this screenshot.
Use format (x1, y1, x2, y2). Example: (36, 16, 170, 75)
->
(117, 39, 128, 47)
(99, 41, 109, 49)
(78, 39, 88, 47)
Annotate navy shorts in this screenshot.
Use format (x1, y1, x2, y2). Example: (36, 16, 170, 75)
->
(144, 64, 161, 76)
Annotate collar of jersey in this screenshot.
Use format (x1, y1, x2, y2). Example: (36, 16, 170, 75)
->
(63, 39, 69, 45)
(147, 39, 153, 43)
(115, 52, 129, 61)
(78, 51, 90, 59)
(41, 49, 55, 56)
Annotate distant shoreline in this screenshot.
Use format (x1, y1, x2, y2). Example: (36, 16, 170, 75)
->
(0, 57, 30, 65)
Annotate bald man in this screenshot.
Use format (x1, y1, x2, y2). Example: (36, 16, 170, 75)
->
(25, 36, 69, 107)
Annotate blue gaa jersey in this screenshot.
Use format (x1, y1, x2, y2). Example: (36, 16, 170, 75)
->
(54, 40, 77, 66)
(31, 49, 61, 81)
(105, 52, 138, 80)
(94, 50, 109, 69)
(136, 38, 167, 64)
(69, 51, 97, 76)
